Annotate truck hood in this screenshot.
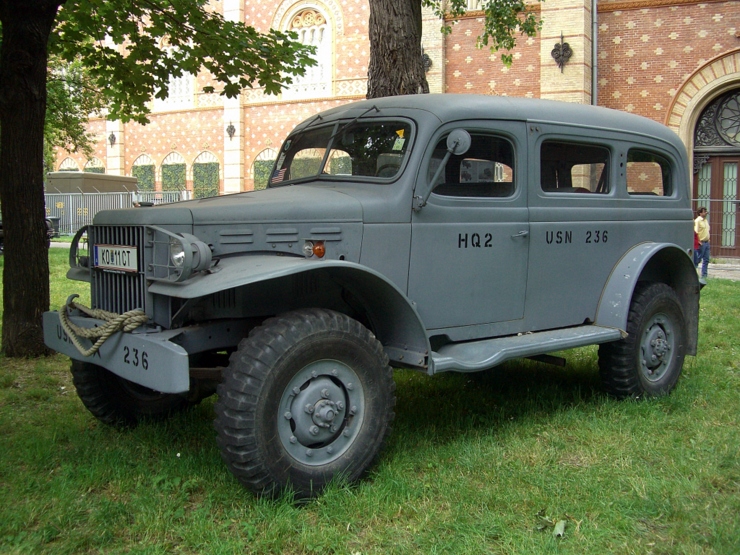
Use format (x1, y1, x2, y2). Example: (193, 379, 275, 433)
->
(93, 185, 364, 227)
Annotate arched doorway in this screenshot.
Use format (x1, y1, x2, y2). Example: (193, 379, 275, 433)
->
(694, 89, 740, 257)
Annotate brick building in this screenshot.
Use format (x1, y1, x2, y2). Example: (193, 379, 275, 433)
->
(55, 0, 740, 253)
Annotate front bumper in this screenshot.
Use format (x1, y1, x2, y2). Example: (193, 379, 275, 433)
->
(43, 311, 190, 393)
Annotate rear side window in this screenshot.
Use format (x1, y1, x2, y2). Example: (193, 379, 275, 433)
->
(540, 141, 610, 194)
(627, 150, 673, 196)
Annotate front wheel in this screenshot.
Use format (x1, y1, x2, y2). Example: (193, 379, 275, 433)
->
(71, 360, 191, 427)
(598, 282, 686, 398)
(214, 309, 396, 499)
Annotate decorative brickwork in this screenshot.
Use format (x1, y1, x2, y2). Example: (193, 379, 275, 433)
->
(55, 0, 740, 195)
(444, 17, 542, 97)
(598, 1, 739, 125)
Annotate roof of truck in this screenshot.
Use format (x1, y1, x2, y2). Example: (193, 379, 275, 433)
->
(297, 94, 682, 149)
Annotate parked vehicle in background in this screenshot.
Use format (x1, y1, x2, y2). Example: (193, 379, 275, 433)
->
(0, 217, 57, 253)
(43, 95, 701, 498)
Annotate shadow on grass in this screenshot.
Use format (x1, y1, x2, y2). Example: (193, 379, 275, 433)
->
(389, 348, 609, 447)
(58, 346, 627, 506)
(84, 348, 610, 469)
(123, 348, 606, 446)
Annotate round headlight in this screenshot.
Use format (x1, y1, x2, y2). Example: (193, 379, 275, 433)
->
(170, 240, 186, 267)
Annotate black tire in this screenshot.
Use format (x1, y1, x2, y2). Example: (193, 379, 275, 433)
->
(71, 360, 190, 427)
(214, 309, 396, 499)
(598, 282, 686, 398)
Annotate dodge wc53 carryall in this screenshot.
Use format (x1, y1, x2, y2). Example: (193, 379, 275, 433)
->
(44, 95, 701, 498)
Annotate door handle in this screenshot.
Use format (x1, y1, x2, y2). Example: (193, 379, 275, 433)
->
(511, 230, 529, 238)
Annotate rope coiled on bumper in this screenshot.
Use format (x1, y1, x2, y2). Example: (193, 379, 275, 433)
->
(59, 294, 149, 357)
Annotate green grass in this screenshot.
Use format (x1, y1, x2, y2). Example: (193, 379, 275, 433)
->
(0, 250, 738, 554)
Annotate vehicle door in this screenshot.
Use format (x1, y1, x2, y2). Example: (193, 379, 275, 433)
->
(526, 126, 690, 331)
(408, 122, 529, 333)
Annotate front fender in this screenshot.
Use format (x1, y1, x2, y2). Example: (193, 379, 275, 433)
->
(149, 255, 432, 370)
(595, 242, 700, 355)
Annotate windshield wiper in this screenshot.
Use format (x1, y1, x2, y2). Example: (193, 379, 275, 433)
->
(328, 105, 380, 143)
(300, 113, 324, 132)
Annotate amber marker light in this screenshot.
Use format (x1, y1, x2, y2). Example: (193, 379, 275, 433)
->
(302, 240, 326, 258)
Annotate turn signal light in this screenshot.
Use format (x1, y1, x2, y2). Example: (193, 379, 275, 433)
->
(302, 240, 326, 258)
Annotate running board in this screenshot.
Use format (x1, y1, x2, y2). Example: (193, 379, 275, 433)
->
(430, 325, 625, 374)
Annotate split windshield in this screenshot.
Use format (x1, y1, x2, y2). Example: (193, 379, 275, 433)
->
(269, 120, 413, 185)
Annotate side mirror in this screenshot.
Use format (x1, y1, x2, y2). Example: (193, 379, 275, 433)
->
(414, 129, 472, 211)
(446, 129, 471, 156)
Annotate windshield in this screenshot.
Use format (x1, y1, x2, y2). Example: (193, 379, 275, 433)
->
(270, 120, 413, 185)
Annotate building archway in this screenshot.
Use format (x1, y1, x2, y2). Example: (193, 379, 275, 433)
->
(84, 157, 105, 173)
(161, 152, 187, 192)
(58, 157, 80, 171)
(665, 49, 740, 257)
(693, 88, 740, 257)
(275, 2, 337, 100)
(192, 151, 221, 198)
(666, 49, 740, 158)
(252, 148, 278, 190)
(132, 154, 155, 191)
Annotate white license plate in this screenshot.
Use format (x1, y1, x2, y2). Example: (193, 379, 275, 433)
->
(94, 244, 138, 272)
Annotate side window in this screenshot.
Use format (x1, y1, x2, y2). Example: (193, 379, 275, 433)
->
(627, 150, 673, 196)
(540, 141, 609, 194)
(431, 134, 515, 198)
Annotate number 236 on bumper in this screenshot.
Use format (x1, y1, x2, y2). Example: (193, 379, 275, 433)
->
(42, 312, 189, 393)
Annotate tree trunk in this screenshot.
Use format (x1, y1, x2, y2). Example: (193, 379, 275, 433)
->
(0, 1, 61, 356)
(367, 0, 428, 99)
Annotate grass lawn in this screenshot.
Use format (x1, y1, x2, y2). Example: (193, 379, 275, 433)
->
(0, 249, 738, 554)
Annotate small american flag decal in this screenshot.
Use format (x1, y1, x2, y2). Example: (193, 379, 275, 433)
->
(271, 168, 287, 183)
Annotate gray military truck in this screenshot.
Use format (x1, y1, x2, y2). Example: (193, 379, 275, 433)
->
(44, 95, 700, 498)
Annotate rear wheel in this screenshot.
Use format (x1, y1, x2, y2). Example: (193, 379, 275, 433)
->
(214, 309, 395, 499)
(598, 282, 686, 398)
(71, 360, 190, 427)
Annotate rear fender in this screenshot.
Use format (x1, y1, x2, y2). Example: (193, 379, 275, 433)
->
(149, 255, 431, 369)
(595, 242, 700, 355)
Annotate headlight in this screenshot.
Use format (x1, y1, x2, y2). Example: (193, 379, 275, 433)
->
(170, 240, 186, 267)
(168, 233, 212, 282)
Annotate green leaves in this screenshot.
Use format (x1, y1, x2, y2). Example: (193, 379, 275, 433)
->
(422, 0, 543, 67)
(50, 0, 316, 124)
(44, 54, 106, 160)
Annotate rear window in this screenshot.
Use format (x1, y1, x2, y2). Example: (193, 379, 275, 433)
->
(627, 150, 673, 196)
(540, 141, 610, 194)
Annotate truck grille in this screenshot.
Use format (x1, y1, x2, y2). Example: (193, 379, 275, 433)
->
(90, 225, 147, 314)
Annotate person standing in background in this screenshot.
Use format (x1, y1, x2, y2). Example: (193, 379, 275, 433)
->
(694, 207, 710, 281)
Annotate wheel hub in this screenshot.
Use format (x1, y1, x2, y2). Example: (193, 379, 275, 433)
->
(641, 316, 673, 380)
(313, 399, 339, 428)
(278, 360, 364, 466)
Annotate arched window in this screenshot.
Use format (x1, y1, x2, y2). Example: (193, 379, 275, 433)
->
(153, 44, 194, 111)
(282, 8, 331, 100)
(84, 157, 105, 174)
(132, 154, 155, 191)
(252, 148, 278, 190)
(161, 152, 186, 191)
(693, 89, 740, 254)
(58, 158, 80, 171)
(193, 151, 220, 198)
